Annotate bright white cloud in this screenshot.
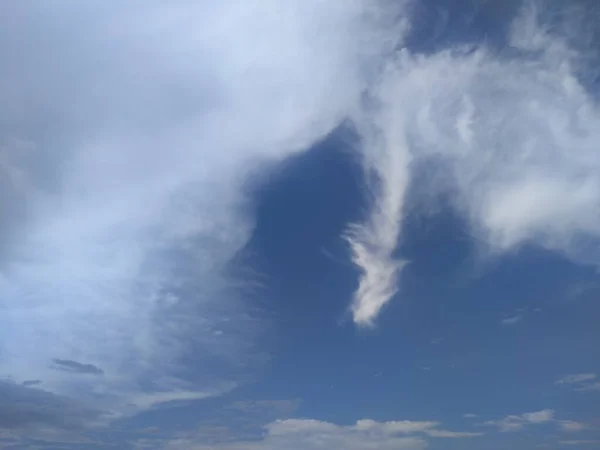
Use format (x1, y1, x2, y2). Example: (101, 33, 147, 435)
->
(347, 0, 600, 325)
(0, 0, 401, 416)
(142, 418, 481, 450)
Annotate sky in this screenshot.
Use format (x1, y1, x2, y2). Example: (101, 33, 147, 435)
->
(0, 0, 599, 449)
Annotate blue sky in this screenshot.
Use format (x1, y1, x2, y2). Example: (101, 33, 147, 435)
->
(1, 0, 600, 449)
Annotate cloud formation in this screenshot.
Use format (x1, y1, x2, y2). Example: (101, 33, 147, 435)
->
(0, 381, 105, 432)
(484, 408, 592, 435)
(52, 359, 104, 376)
(2, 0, 600, 436)
(557, 420, 588, 433)
(347, 0, 600, 325)
(137, 418, 481, 450)
(485, 409, 555, 432)
(501, 315, 523, 325)
(0, 0, 399, 418)
(556, 373, 600, 392)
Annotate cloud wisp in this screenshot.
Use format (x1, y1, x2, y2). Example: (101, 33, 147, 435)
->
(556, 373, 600, 392)
(347, 0, 600, 325)
(484, 409, 555, 432)
(501, 315, 524, 326)
(484, 408, 591, 435)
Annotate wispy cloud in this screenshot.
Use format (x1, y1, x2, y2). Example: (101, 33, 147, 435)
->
(557, 420, 589, 433)
(137, 417, 481, 449)
(580, 383, 600, 392)
(0, 0, 399, 418)
(501, 315, 523, 325)
(560, 440, 600, 446)
(485, 409, 555, 432)
(0, 380, 106, 433)
(3, 1, 600, 439)
(556, 373, 597, 385)
(424, 429, 483, 438)
(484, 408, 593, 435)
(346, 0, 600, 325)
(52, 359, 104, 376)
(556, 373, 599, 391)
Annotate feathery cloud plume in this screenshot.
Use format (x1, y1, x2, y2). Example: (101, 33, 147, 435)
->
(347, 0, 600, 325)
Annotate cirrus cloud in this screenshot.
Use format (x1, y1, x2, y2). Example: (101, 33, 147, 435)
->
(347, 0, 600, 325)
(0, 0, 402, 418)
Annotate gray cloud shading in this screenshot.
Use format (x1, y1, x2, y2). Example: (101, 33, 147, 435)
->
(52, 359, 104, 375)
(0, 381, 106, 431)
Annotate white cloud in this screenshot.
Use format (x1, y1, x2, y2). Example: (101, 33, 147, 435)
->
(556, 373, 597, 385)
(143, 418, 481, 450)
(346, 0, 600, 324)
(2, 0, 600, 432)
(580, 382, 600, 392)
(485, 409, 555, 432)
(424, 429, 483, 438)
(557, 420, 588, 433)
(501, 315, 523, 325)
(556, 373, 600, 392)
(522, 410, 556, 424)
(0, 0, 401, 417)
(485, 409, 591, 435)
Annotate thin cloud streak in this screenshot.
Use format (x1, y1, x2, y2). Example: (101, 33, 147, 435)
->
(501, 315, 523, 325)
(484, 409, 555, 432)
